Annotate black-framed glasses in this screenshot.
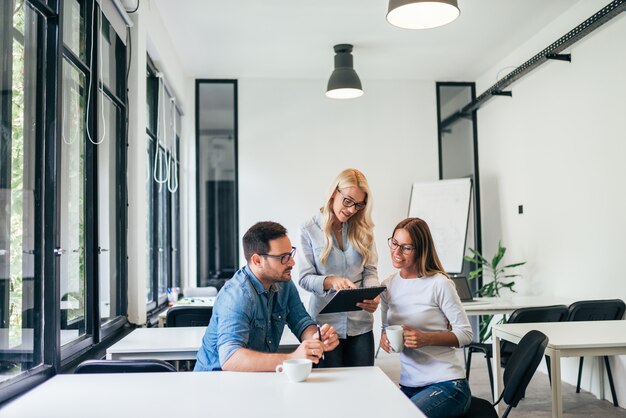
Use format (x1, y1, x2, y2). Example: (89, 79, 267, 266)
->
(336, 188, 367, 210)
(259, 247, 297, 265)
(387, 238, 416, 254)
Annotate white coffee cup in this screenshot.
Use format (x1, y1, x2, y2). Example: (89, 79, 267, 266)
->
(386, 325, 404, 353)
(275, 359, 312, 383)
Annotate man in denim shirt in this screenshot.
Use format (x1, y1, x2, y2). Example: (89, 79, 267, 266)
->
(194, 221, 339, 371)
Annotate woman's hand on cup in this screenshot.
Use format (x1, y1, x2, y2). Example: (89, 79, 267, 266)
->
(324, 276, 357, 291)
(402, 325, 430, 349)
(357, 295, 380, 313)
(291, 339, 325, 363)
(379, 333, 392, 353)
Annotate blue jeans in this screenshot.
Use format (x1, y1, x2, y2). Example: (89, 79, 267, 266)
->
(400, 379, 471, 418)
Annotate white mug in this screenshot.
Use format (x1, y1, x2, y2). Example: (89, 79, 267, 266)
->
(386, 325, 404, 353)
(275, 359, 312, 383)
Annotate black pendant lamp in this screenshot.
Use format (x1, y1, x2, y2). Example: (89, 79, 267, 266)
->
(326, 44, 363, 99)
(387, 0, 460, 29)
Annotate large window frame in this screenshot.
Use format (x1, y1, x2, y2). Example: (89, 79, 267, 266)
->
(0, 0, 128, 403)
(145, 57, 181, 317)
(195, 79, 239, 287)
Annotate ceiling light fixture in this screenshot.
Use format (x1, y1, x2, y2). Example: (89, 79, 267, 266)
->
(326, 44, 363, 99)
(387, 0, 460, 30)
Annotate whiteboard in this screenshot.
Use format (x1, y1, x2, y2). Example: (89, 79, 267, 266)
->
(407, 178, 472, 274)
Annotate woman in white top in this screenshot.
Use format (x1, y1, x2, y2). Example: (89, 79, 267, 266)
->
(298, 168, 380, 367)
(380, 217, 472, 418)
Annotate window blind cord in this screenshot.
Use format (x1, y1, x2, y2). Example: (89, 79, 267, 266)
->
(153, 75, 170, 188)
(167, 97, 179, 193)
(85, 6, 106, 145)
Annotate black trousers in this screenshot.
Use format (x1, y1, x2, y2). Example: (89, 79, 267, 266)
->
(317, 330, 375, 368)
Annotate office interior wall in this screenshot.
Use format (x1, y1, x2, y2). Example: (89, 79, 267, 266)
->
(237, 78, 439, 339)
(476, 1, 626, 403)
(126, 0, 187, 324)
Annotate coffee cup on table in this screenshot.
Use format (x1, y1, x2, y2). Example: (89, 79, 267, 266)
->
(275, 359, 312, 383)
(386, 325, 404, 353)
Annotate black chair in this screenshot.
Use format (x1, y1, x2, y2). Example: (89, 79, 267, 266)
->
(566, 299, 625, 407)
(75, 359, 177, 374)
(166, 305, 213, 327)
(466, 305, 567, 397)
(464, 330, 549, 418)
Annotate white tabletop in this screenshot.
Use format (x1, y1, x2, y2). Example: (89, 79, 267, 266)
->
(462, 295, 574, 316)
(492, 320, 626, 352)
(0, 366, 424, 418)
(106, 326, 301, 360)
(492, 320, 626, 418)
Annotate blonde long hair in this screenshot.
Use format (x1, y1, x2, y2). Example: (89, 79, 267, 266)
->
(320, 168, 375, 266)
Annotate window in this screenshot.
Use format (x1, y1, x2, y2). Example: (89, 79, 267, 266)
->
(195, 80, 238, 286)
(436, 82, 482, 278)
(145, 59, 181, 313)
(0, 0, 128, 401)
(0, 0, 45, 385)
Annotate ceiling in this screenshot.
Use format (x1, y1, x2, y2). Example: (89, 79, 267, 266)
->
(154, 0, 577, 82)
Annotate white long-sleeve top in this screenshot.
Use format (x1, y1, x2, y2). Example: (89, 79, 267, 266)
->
(381, 272, 472, 388)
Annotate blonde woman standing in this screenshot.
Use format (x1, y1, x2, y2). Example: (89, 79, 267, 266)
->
(297, 168, 380, 367)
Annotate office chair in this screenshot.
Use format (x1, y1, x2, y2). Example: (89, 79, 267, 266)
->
(75, 359, 177, 374)
(166, 306, 213, 327)
(183, 286, 218, 298)
(465, 305, 567, 398)
(566, 299, 625, 407)
(464, 330, 549, 418)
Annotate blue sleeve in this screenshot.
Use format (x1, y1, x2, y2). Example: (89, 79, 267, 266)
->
(215, 287, 254, 366)
(285, 281, 316, 340)
(362, 242, 380, 288)
(297, 226, 328, 296)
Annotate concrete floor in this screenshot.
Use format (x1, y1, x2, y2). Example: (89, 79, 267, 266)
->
(375, 350, 626, 417)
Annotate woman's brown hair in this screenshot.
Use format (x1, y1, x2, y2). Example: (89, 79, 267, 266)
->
(392, 217, 447, 278)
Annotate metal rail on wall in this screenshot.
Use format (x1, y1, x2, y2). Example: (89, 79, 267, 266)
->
(441, 0, 626, 130)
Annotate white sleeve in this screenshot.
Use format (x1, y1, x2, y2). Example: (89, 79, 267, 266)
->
(437, 277, 473, 346)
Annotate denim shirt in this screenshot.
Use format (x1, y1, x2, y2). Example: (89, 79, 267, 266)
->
(194, 265, 315, 371)
(297, 213, 379, 339)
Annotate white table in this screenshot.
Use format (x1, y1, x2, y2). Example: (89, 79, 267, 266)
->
(0, 366, 424, 418)
(157, 296, 216, 327)
(492, 320, 626, 418)
(463, 295, 574, 316)
(106, 326, 301, 360)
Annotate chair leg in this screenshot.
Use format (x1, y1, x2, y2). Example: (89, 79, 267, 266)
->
(466, 349, 473, 380)
(545, 355, 552, 386)
(576, 356, 584, 393)
(375, 344, 381, 359)
(486, 354, 494, 400)
(603, 356, 619, 407)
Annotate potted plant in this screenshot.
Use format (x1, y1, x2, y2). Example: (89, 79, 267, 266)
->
(464, 241, 526, 342)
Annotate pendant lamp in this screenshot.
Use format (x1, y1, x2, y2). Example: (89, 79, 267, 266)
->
(387, 0, 460, 29)
(326, 44, 363, 99)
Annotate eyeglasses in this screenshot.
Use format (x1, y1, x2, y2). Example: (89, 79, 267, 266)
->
(387, 238, 416, 254)
(259, 247, 297, 265)
(336, 188, 367, 211)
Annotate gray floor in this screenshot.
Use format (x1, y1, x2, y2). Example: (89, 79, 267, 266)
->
(375, 350, 626, 417)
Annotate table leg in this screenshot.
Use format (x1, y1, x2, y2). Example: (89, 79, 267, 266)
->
(493, 333, 504, 416)
(548, 348, 562, 418)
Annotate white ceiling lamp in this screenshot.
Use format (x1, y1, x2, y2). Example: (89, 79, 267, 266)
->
(387, 0, 460, 30)
(326, 44, 364, 99)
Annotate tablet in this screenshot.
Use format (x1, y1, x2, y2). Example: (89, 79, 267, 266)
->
(319, 286, 387, 314)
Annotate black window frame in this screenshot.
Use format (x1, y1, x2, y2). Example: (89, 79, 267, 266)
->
(0, 0, 129, 403)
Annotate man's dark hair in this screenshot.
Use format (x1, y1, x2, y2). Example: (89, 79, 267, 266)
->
(243, 221, 288, 262)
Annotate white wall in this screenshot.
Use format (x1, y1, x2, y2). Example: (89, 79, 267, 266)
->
(238, 78, 439, 338)
(126, 0, 189, 324)
(475, 0, 626, 403)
